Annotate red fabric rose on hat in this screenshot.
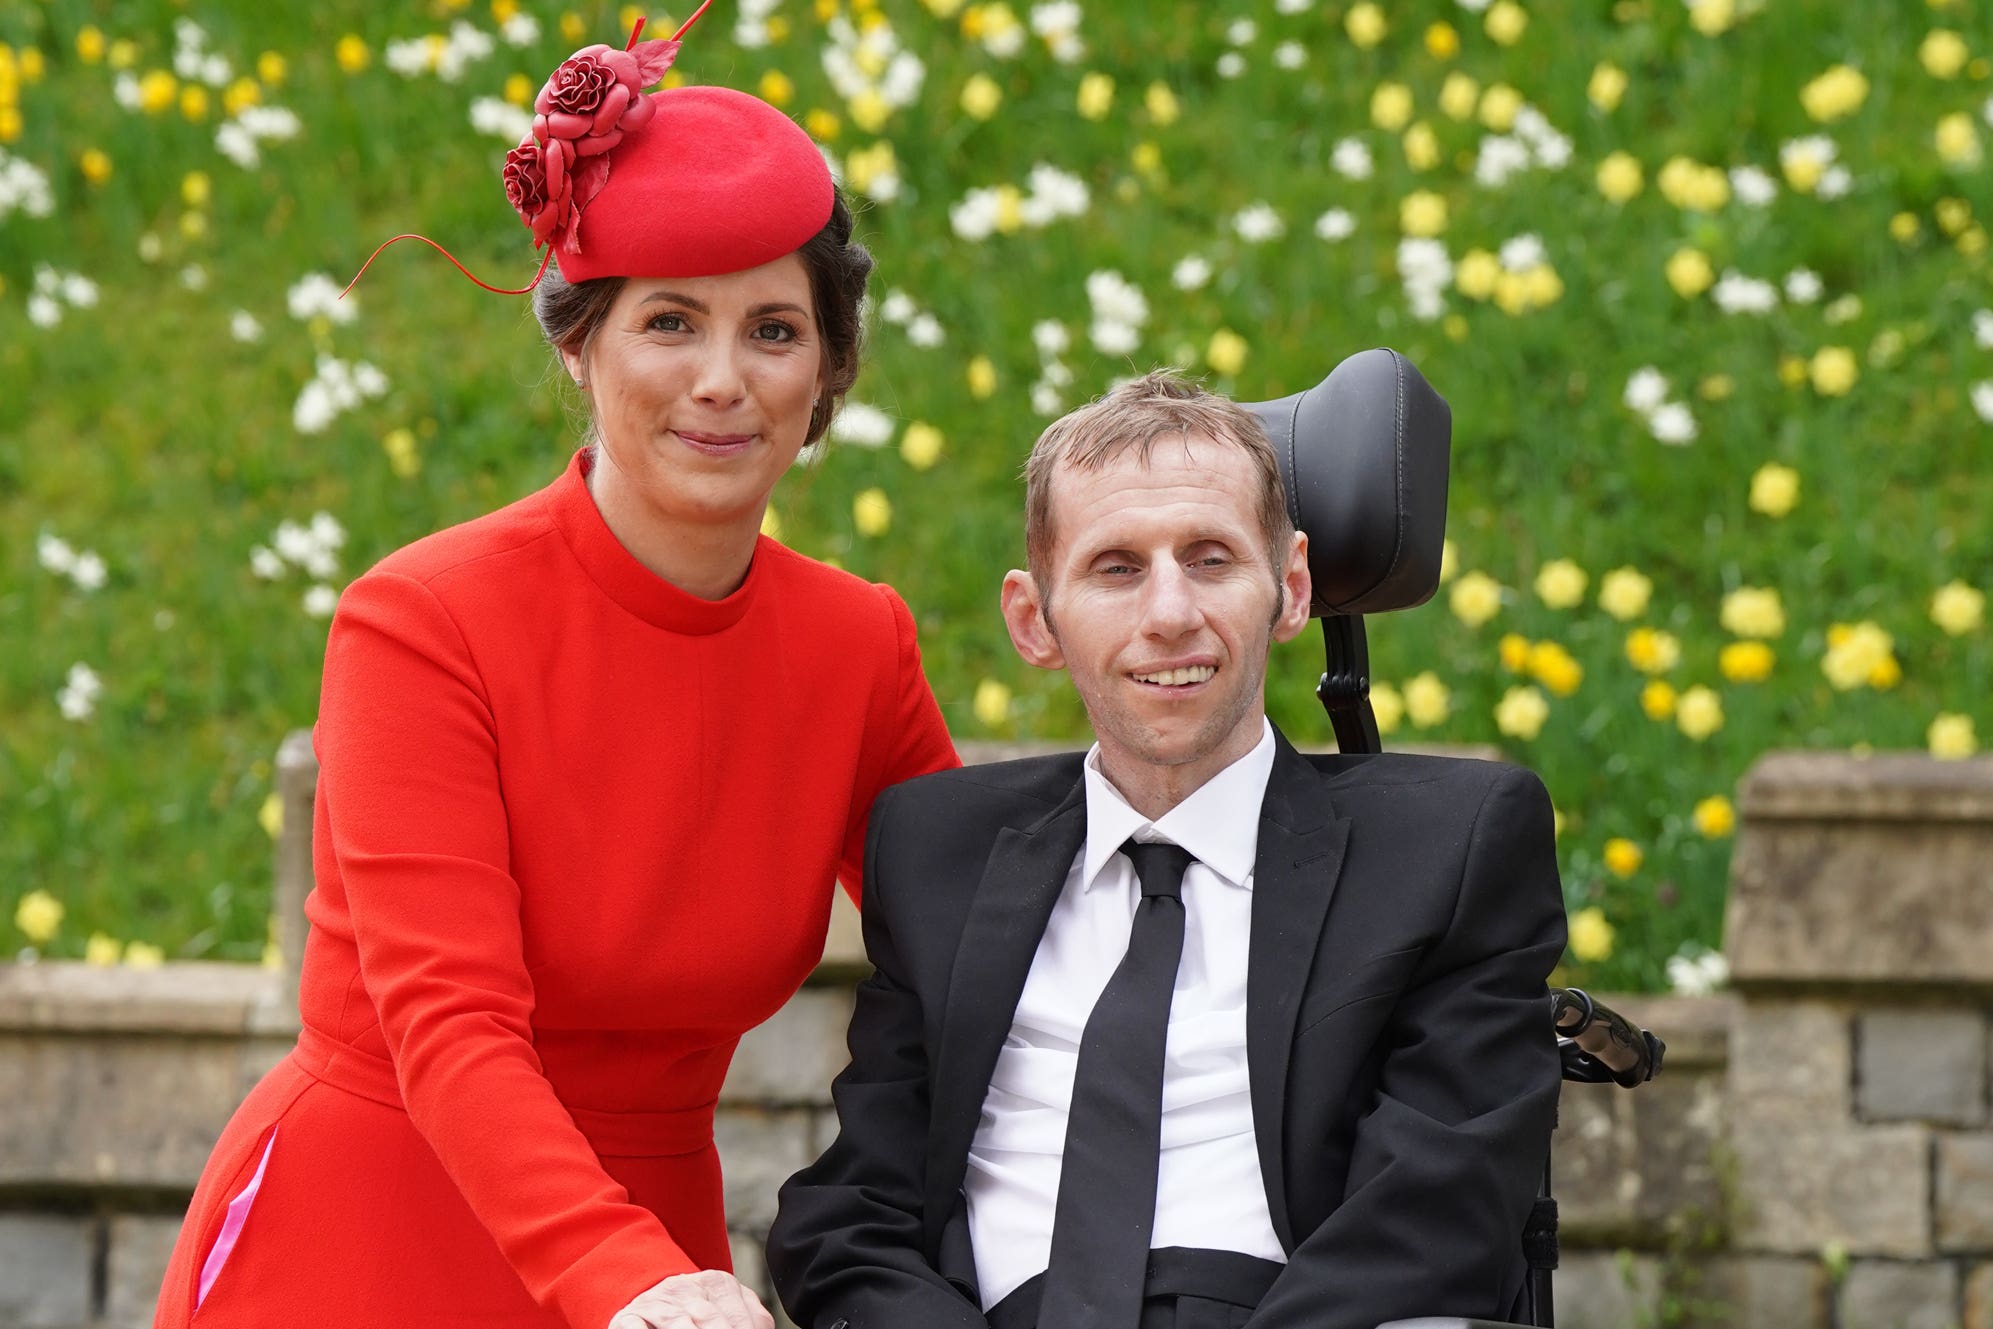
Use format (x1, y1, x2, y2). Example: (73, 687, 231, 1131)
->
(507, 36, 681, 253)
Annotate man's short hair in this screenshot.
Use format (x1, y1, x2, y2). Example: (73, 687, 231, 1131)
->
(1022, 368, 1296, 591)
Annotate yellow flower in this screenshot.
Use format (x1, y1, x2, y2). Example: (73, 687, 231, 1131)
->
(1603, 837, 1643, 878)
(1777, 354, 1810, 388)
(1371, 82, 1413, 132)
(180, 85, 210, 121)
(381, 427, 421, 478)
(1598, 567, 1652, 622)
(1870, 655, 1903, 690)
(14, 890, 63, 943)
(1370, 681, 1406, 735)
(1822, 621, 1896, 690)
(1521, 266, 1564, 312)
(967, 356, 997, 399)
(1130, 141, 1162, 177)
(0, 109, 17, 144)
(1959, 225, 1988, 256)
(1937, 112, 1982, 166)
(1625, 627, 1681, 674)
(1478, 83, 1523, 131)
(1206, 329, 1249, 377)
(1931, 581, 1985, 636)
(1499, 633, 1531, 672)
(560, 12, 588, 41)
(1720, 587, 1784, 639)
(853, 488, 892, 537)
(960, 72, 1002, 120)
(844, 141, 898, 196)
(1439, 539, 1458, 584)
(973, 678, 1013, 729)
(1569, 906, 1615, 963)
(1144, 81, 1180, 126)
(1076, 71, 1114, 121)
(1693, 795, 1736, 838)
(180, 211, 208, 241)
(1425, 22, 1460, 60)
(86, 933, 123, 966)
(765, 15, 793, 43)
(759, 507, 783, 541)
(1450, 571, 1503, 628)
(849, 87, 891, 133)
(756, 70, 795, 108)
(1688, 0, 1737, 35)
(1404, 671, 1451, 728)
(805, 108, 842, 140)
(1641, 679, 1678, 721)
(1658, 157, 1729, 211)
(1809, 346, 1858, 396)
(76, 26, 107, 63)
(1345, 2, 1388, 48)
(255, 790, 283, 840)
(1890, 210, 1922, 244)
(618, 4, 645, 34)
(1484, 2, 1529, 46)
(1676, 686, 1724, 740)
(1920, 30, 1969, 78)
(336, 34, 369, 74)
(1403, 122, 1440, 172)
(109, 39, 139, 69)
(258, 51, 288, 85)
(138, 69, 178, 114)
(1534, 559, 1588, 610)
(1719, 640, 1775, 683)
(16, 47, 44, 83)
(1929, 713, 1978, 760)
(1588, 61, 1627, 112)
(1937, 198, 1974, 236)
(1596, 152, 1644, 203)
(1495, 685, 1550, 741)
(79, 148, 113, 185)
(1399, 190, 1448, 237)
(223, 77, 262, 117)
(124, 941, 166, 970)
(1748, 463, 1799, 517)
(1454, 249, 1500, 301)
(1799, 64, 1869, 122)
(1527, 641, 1584, 697)
(1666, 247, 1715, 299)
(1439, 72, 1479, 121)
(888, 421, 941, 471)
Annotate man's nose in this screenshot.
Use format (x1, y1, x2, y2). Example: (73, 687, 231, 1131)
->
(1139, 563, 1203, 638)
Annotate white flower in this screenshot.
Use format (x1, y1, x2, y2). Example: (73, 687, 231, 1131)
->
(309, 513, 347, 552)
(303, 585, 339, 618)
(1730, 165, 1777, 206)
(1623, 368, 1670, 414)
(1041, 359, 1074, 388)
(1233, 202, 1285, 243)
(1666, 947, 1729, 996)
(1275, 0, 1315, 11)
(1031, 3, 1083, 36)
(1816, 165, 1852, 199)
(879, 290, 917, 325)
(385, 39, 432, 77)
(501, 13, 540, 45)
(27, 294, 61, 328)
(1475, 135, 1531, 187)
(948, 188, 1002, 242)
(0, 151, 55, 222)
(734, 19, 770, 48)
(830, 401, 896, 447)
(1407, 286, 1447, 322)
(58, 663, 104, 722)
(352, 362, 389, 398)
(1090, 319, 1141, 355)
(1498, 234, 1546, 271)
(1216, 51, 1246, 79)
(239, 106, 301, 142)
(1026, 163, 1089, 218)
(1031, 381, 1065, 415)
(293, 383, 336, 435)
(181, 264, 209, 292)
(230, 310, 264, 343)
(215, 123, 259, 168)
(1456, 0, 1491, 10)
(1032, 320, 1072, 355)
(200, 53, 232, 87)
(1314, 208, 1356, 241)
(1712, 271, 1778, 315)
(37, 534, 76, 575)
(1649, 402, 1698, 444)
(1331, 137, 1374, 180)
(71, 552, 107, 592)
(249, 546, 285, 580)
(1783, 269, 1823, 304)
(1171, 255, 1212, 290)
(61, 275, 99, 308)
(1780, 135, 1837, 173)
(114, 72, 142, 110)
(1824, 294, 1863, 325)
(907, 313, 944, 347)
(1273, 41, 1306, 69)
(1972, 381, 1993, 424)
(1974, 309, 1993, 348)
(288, 274, 357, 324)
(173, 46, 204, 80)
(1227, 18, 1259, 44)
(470, 97, 533, 141)
(1085, 270, 1149, 327)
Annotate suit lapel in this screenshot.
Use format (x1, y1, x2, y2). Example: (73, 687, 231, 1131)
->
(924, 779, 1087, 1244)
(1247, 732, 1352, 1252)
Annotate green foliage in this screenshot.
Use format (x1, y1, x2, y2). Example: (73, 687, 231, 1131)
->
(2, 0, 1989, 986)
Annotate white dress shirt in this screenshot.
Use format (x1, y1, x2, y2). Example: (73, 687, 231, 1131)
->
(964, 720, 1285, 1309)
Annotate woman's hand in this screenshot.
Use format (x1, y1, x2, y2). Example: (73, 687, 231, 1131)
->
(608, 1270, 777, 1329)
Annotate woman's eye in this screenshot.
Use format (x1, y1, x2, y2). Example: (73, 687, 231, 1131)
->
(648, 312, 687, 333)
(754, 321, 798, 342)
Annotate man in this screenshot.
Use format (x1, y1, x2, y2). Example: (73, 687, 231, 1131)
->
(768, 370, 1566, 1329)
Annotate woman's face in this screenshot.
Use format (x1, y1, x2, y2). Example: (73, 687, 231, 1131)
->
(570, 254, 822, 531)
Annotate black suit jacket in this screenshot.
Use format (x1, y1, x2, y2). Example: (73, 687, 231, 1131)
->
(768, 729, 1566, 1329)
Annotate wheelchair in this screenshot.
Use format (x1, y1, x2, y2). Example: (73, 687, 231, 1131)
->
(1244, 352, 1666, 1329)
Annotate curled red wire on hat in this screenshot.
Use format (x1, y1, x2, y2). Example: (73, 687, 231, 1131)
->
(338, 0, 716, 301)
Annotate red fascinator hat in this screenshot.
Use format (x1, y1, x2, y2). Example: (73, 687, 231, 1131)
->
(346, 3, 834, 296)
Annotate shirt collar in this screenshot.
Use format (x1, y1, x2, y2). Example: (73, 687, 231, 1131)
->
(1079, 718, 1276, 892)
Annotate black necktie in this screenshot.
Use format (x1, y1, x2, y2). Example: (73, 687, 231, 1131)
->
(1036, 839, 1196, 1329)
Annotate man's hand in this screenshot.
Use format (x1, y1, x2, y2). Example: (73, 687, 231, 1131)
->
(608, 1270, 777, 1329)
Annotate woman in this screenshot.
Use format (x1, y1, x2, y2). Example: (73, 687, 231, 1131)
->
(155, 15, 957, 1329)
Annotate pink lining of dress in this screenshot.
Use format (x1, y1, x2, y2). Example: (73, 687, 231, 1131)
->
(196, 1127, 278, 1309)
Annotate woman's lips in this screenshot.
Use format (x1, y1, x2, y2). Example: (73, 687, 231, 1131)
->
(674, 429, 755, 456)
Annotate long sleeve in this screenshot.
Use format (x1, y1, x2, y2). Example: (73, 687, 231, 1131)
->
(316, 571, 696, 1329)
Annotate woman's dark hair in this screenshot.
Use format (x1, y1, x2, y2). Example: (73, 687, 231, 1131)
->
(531, 190, 871, 444)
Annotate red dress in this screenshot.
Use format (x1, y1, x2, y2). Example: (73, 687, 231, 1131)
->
(155, 450, 959, 1329)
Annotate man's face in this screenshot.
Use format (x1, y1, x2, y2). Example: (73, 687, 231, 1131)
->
(1002, 433, 1311, 796)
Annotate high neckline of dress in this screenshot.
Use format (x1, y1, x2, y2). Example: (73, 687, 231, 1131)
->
(548, 447, 763, 635)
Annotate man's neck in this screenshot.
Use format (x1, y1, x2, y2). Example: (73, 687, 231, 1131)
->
(1094, 719, 1268, 822)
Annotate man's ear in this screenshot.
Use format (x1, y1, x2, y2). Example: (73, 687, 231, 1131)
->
(1001, 569, 1065, 670)
(1271, 531, 1313, 645)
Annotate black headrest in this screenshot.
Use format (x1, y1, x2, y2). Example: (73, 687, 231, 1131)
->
(1242, 348, 1451, 618)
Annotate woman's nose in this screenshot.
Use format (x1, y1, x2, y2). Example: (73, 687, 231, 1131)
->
(689, 341, 747, 409)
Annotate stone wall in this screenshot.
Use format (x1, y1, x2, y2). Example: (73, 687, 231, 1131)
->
(3, 745, 1988, 1328)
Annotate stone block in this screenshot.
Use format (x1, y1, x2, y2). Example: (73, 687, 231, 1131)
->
(1837, 1259, 1959, 1329)
(1965, 1262, 1993, 1329)
(715, 1107, 817, 1235)
(104, 1214, 186, 1328)
(1549, 1250, 1658, 1328)
(1858, 1008, 1988, 1125)
(1730, 1000, 1854, 1125)
(1686, 1256, 1827, 1329)
(724, 987, 856, 1106)
(1730, 1119, 1931, 1257)
(1556, 1068, 1727, 1243)
(729, 1229, 778, 1318)
(0, 1214, 95, 1328)
(1940, 1133, 1993, 1252)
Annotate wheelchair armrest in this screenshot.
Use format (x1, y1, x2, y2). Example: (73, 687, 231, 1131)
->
(1375, 1319, 1532, 1328)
